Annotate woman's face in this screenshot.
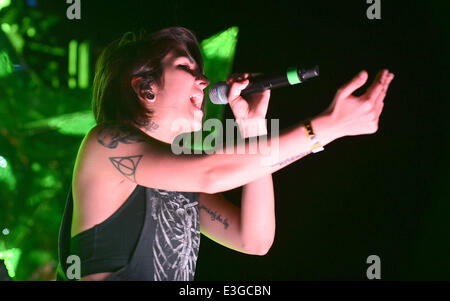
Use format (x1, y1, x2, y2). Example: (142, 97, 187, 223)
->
(152, 46, 210, 132)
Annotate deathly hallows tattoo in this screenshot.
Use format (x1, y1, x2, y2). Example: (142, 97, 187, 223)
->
(97, 125, 145, 149)
(109, 155, 143, 183)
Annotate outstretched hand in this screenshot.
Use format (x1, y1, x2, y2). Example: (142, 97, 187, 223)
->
(324, 69, 395, 137)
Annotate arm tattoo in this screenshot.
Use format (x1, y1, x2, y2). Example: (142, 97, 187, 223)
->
(199, 204, 229, 229)
(270, 151, 312, 168)
(97, 125, 145, 149)
(109, 155, 143, 183)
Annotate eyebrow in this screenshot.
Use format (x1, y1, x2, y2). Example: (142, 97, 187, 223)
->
(172, 47, 196, 64)
(175, 55, 203, 74)
(176, 55, 195, 67)
(171, 48, 203, 73)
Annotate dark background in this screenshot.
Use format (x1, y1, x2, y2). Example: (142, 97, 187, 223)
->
(1, 0, 448, 280)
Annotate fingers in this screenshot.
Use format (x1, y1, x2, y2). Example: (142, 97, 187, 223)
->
(227, 73, 247, 85)
(250, 72, 262, 78)
(227, 76, 250, 104)
(363, 69, 391, 101)
(226, 72, 260, 85)
(226, 72, 261, 104)
(337, 70, 368, 98)
(363, 69, 384, 100)
(375, 72, 395, 116)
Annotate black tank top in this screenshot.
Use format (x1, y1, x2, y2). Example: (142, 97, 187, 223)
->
(56, 184, 200, 281)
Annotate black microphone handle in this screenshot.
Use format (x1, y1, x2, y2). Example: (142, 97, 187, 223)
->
(240, 75, 288, 97)
(240, 65, 319, 98)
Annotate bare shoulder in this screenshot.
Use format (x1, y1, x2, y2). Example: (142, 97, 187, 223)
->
(71, 124, 146, 238)
(80, 123, 149, 160)
(74, 124, 147, 182)
(92, 123, 146, 150)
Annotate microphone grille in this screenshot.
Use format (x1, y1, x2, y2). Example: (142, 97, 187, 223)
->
(209, 82, 230, 105)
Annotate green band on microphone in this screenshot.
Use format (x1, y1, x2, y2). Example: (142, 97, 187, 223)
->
(287, 66, 301, 85)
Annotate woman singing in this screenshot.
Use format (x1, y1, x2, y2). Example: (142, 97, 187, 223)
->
(56, 27, 394, 281)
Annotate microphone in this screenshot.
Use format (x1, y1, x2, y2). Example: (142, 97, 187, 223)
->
(209, 65, 319, 105)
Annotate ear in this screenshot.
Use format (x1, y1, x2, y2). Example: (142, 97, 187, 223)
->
(131, 76, 157, 103)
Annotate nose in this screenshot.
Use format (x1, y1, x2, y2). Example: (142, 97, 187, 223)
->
(195, 73, 210, 90)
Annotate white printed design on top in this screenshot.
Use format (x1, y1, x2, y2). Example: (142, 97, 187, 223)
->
(150, 189, 200, 281)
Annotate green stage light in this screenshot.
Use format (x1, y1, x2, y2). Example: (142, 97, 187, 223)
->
(78, 41, 90, 89)
(201, 26, 239, 120)
(31, 162, 41, 172)
(0, 156, 16, 190)
(27, 42, 66, 56)
(25, 110, 96, 136)
(68, 77, 76, 89)
(0, 156, 6, 168)
(68, 39, 78, 88)
(0, 0, 11, 11)
(1, 23, 24, 54)
(51, 77, 60, 88)
(0, 50, 13, 77)
(0, 248, 21, 279)
(26, 27, 36, 38)
(1, 23, 10, 33)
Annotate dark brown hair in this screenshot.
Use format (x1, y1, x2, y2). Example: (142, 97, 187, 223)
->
(92, 27, 204, 127)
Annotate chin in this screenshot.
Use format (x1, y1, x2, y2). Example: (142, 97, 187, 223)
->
(191, 118, 202, 132)
(191, 110, 203, 132)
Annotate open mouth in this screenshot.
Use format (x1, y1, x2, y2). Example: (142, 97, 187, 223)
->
(189, 94, 203, 110)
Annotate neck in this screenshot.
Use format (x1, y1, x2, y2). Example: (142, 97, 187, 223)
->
(138, 116, 185, 145)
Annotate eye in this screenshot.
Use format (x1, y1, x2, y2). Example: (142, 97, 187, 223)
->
(178, 65, 192, 72)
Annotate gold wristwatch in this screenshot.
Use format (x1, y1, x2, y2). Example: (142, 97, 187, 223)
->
(303, 120, 324, 153)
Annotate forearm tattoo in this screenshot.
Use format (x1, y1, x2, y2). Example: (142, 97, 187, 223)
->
(97, 125, 145, 149)
(109, 155, 143, 183)
(199, 204, 229, 229)
(270, 151, 312, 168)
